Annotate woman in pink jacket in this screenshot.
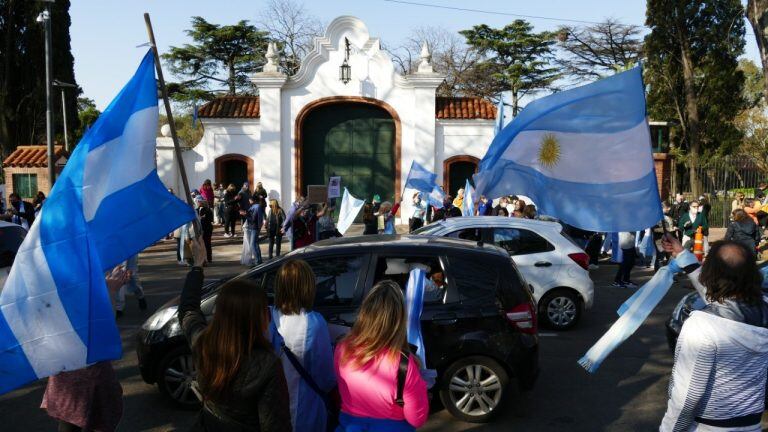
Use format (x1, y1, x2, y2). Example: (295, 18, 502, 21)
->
(334, 280, 429, 431)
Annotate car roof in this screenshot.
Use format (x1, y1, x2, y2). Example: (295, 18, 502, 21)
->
(302, 234, 510, 258)
(429, 216, 563, 231)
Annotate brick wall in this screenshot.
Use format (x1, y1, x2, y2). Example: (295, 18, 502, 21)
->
(653, 153, 671, 201)
(3, 167, 49, 199)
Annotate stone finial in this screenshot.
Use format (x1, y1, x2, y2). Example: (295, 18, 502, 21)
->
(160, 124, 171, 137)
(417, 41, 433, 73)
(263, 41, 279, 73)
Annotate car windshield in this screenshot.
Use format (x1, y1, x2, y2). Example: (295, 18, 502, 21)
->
(413, 223, 444, 235)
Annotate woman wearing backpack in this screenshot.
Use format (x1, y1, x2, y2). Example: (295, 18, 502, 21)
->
(270, 260, 336, 431)
(334, 280, 429, 431)
(179, 239, 291, 431)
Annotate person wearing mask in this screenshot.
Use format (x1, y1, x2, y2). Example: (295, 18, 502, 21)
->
(362, 202, 378, 235)
(725, 208, 761, 256)
(270, 260, 336, 431)
(334, 280, 429, 431)
(477, 196, 493, 216)
(292, 205, 318, 249)
(492, 197, 509, 216)
(679, 200, 709, 250)
(243, 196, 265, 266)
(199, 179, 215, 207)
(42, 267, 131, 432)
(196, 197, 214, 263)
(452, 188, 465, 209)
(3, 193, 34, 229)
(659, 237, 768, 432)
(409, 193, 427, 233)
(731, 192, 746, 213)
(237, 183, 252, 230)
(377, 200, 401, 235)
(223, 184, 239, 238)
(612, 231, 637, 288)
(179, 239, 292, 431)
(33, 191, 46, 216)
(266, 199, 286, 260)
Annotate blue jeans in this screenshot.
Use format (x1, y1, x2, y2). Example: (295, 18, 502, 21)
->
(336, 412, 413, 432)
(247, 227, 262, 264)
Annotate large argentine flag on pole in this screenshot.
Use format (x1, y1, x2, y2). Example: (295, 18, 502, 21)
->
(0, 51, 195, 394)
(474, 67, 662, 232)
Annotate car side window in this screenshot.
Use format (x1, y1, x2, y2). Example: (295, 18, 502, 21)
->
(372, 256, 452, 304)
(305, 256, 366, 306)
(448, 256, 500, 301)
(447, 228, 482, 241)
(493, 228, 554, 255)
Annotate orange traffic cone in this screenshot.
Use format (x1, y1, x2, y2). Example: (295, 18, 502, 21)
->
(693, 226, 704, 262)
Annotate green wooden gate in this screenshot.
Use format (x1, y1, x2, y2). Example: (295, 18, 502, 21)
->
(302, 103, 395, 203)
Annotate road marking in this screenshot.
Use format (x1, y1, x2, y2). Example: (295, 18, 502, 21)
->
(539, 332, 558, 337)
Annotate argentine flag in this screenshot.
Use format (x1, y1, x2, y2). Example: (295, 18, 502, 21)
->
(474, 67, 662, 232)
(404, 161, 438, 194)
(0, 51, 195, 394)
(461, 179, 474, 216)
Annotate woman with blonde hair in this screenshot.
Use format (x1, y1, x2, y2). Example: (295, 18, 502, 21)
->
(266, 199, 286, 259)
(334, 280, 429, 431)
(270, 260, 335, 431)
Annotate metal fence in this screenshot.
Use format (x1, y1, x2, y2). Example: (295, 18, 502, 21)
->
(672, 156, 767, 228)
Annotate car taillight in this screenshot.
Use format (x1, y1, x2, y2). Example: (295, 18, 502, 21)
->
(568, 252, 590, 270)
(505, 303, 537, 335)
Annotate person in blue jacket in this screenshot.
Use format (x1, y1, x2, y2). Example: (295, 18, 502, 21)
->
(270, 259, 336, 431)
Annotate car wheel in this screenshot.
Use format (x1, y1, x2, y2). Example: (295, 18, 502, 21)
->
(439, 356, 509, 423)
(156, 346, 200, 409)
(540, 289, 581, 330)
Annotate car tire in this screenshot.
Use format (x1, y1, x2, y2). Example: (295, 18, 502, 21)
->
(439, 356, 509, 423)
(540, 289, 581, 330)
(156, 346, 200, 409)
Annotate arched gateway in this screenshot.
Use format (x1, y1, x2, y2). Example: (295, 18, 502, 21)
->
(295, 97, 401, 203)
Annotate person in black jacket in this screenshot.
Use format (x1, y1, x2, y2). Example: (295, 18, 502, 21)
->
(725, 209, 762, 256)
(196, 198, 214, 263)
(179, 239, 291, 431)
(362, 202, 378, 235)
(223, 184, 239, 238)
(3, 193, 35, 229)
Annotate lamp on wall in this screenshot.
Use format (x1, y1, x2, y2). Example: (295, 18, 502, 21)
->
(339, 37, 351, 84)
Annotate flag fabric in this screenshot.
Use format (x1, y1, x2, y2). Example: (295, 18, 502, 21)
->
(336, 188, 365, 235)
(426, 185, 445, 209)
(405, 268, 436, 388)
(404, 161, 438, 193)
(461, 179, 475, 216)
(474, 67, 662, 232)
(578, 252, 698, 373)
(494, 95, 505, 135)
(0, 50, 195, 394)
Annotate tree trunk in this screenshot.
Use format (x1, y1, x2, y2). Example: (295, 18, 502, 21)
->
(678, 21, 702, 197)
(747, 0, 768, 104)
(511, 90, 519, 117)
(228, 59, 236, 94)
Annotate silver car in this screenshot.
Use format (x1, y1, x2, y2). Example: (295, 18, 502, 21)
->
(415, 216, 595, 329)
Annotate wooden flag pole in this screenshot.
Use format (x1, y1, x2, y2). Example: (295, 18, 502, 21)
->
(143, 13, 201, 236)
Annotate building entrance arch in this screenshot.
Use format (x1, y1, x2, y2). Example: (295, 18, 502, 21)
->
(444, 155, 479, 197)
(215, 154, 254, 190)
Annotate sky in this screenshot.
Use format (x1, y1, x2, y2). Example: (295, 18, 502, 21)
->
(69, 0, 761, 110)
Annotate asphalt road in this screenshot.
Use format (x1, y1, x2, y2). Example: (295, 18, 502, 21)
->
(0, 232, 711, 431)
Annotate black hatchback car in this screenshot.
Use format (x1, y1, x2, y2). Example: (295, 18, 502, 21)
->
(136, 235, 539, 423)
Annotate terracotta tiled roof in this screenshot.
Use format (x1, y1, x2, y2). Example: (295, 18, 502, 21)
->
(198, 96, 260, 118)
(197, 95, 497, 120)
(435, 96, 497, 120)
(3, 145, 68, 168)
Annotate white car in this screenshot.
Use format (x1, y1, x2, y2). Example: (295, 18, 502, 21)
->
(415, 216, 594, 330)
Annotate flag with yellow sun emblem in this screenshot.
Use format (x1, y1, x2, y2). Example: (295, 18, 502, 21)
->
(473, 67, 662, 232)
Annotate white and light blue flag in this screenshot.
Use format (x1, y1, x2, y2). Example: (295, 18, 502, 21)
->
(0, 51, 195, 394)
(426, 185, 446, 209)
(494, 95, 505, 135)
(336, 187, 365, 235)
(404, 161, 438, 194)
(462, 179, 475, 216)
(474, 67, 662, 232)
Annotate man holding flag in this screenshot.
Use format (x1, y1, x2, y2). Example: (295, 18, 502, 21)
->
(0, 49, 195, 402)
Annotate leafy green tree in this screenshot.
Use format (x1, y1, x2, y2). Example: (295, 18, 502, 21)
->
(0, 0, 78, 164)
(739, 59, 765, 108)
(158, 114, 204, 148)
(460, 20, 559, 115)
(556, 19, 643, 80)
(747, 0, 768, 104)
(71, 97, 100, 144)
(645, 0, 746, 196)
(163, 17, 269, 100)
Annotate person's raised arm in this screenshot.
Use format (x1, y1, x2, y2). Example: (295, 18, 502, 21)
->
(178, 236, 209, 346)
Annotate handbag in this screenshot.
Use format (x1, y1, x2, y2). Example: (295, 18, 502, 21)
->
(280, 343, 340, 432)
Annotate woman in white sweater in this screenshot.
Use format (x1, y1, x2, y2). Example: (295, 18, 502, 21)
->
(661, 236, 768, 432)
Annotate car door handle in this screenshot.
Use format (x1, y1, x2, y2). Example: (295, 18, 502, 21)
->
(432, 313, 458, 325)
(534, 261, 552, 267)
